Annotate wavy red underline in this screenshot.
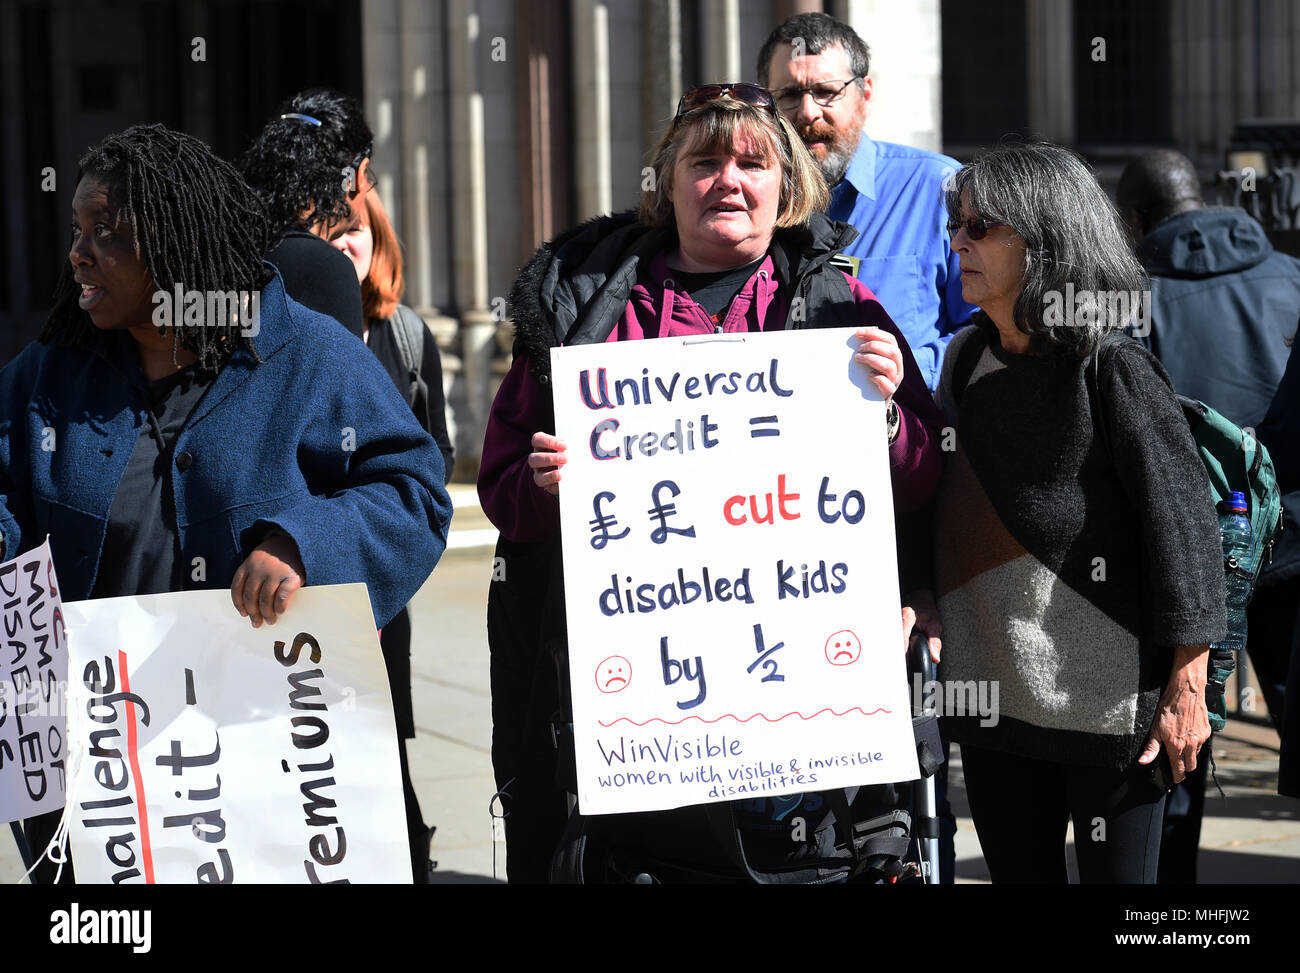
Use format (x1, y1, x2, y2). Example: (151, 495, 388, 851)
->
(597, 706, 891, 728)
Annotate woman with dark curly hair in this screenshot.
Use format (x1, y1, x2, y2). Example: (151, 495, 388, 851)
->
(3, 123, 450, 880)
(933, 142, 1225, 883)
(241, 88, 377, 338)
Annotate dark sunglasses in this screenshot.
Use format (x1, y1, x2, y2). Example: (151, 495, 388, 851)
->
(947, 216, 1005, 241)
(675, 83, 777, 118)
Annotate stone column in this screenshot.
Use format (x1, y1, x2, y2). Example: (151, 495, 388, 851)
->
(642, 0, 683, 163)
(836, 0, 944, 153)
(518, 0, 572, 253)
(365, 0, 462, 476)
(364, 0, 403, 230)
(398, 0, 444, 312)
(447, 0, 496, 480)
(573, 0, 613, 220)
(700, 0, 740, 83)
(1026, 0, 1075, 146)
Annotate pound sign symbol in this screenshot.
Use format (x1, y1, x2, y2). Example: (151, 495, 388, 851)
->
(588, 491, 630, 550)
(647, 479, 697, 545)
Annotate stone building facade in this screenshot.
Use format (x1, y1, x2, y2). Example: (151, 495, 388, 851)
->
(3, 0, 1299, 479)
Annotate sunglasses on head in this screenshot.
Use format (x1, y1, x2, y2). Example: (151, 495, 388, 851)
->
(947, 216, 1005, 241)
(675, 83, 777, 118)
(344, 142, 376, 196)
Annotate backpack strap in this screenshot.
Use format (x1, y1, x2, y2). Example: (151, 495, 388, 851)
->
(1084, 331, 1134, 461)
(390, 306, 426, 397)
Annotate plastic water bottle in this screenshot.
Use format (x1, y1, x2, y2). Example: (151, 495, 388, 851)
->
(1206, 493, 1254, 731)
(1214, 491, 1255, 655)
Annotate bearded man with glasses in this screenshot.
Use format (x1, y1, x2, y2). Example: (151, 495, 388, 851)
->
(758, 12, 975, 394)
(759, 12, 972, 885)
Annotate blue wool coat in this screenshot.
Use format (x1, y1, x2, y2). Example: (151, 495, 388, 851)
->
(0, 270, 450, 628)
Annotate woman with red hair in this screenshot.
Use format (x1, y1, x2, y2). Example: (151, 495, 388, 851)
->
(336, 190, 454, 471)
(334, 188, 454, 883)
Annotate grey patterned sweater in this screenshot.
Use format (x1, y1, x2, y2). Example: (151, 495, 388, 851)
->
(934, 319, 1226, 769)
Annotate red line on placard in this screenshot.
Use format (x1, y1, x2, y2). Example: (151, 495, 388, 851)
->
(597, 706, 891, 728)
(118, 650, 156, 884)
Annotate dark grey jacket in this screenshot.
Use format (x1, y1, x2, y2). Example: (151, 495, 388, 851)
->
(1137, 207, 1300, 429)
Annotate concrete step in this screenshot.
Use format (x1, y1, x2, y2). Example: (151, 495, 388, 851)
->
(447, 484, 497, 552)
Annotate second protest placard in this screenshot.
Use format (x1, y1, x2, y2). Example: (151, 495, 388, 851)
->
(552, 327, 919, 815)
(63, 584, 409, 883)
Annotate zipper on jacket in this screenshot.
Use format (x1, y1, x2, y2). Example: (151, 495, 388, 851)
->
(717, 267, 768, 334)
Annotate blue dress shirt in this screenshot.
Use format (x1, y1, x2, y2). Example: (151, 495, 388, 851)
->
(827, 134, 977, 390)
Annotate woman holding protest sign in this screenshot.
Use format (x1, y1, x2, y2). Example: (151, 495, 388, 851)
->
(477, 85, 945, 881)
(933, 142, 1225, 883)
(0, 123, 450, 880)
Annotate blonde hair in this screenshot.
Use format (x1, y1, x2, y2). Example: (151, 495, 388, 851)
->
(639, 100, 828, 230)
(361, 189, 404, 320)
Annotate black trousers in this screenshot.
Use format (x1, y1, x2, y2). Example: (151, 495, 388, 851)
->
(1244, 578, 1298, 728)
(1156, 740, 1210, 884)
(961, 743, 1166, 883)
(380, 605, 430, 884)
(486, 541, 571, 884)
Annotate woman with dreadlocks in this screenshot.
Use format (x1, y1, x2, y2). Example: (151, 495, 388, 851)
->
(241, 88, 377, 340)
(0, 123, 451, 881)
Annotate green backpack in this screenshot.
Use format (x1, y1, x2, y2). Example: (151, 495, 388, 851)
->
(1177, 396, 1283, 730)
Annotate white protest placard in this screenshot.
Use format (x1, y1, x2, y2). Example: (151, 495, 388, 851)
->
(63, 584, 409, 883)
(0, 539, 68, 823)
(552, 328, 919, 815)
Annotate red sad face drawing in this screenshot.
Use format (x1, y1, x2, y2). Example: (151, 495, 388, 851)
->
(824, 630, 861, 666)
(595, 655, 632, 693)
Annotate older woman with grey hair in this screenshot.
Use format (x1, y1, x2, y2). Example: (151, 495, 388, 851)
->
(933, 142, 1225, 883)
